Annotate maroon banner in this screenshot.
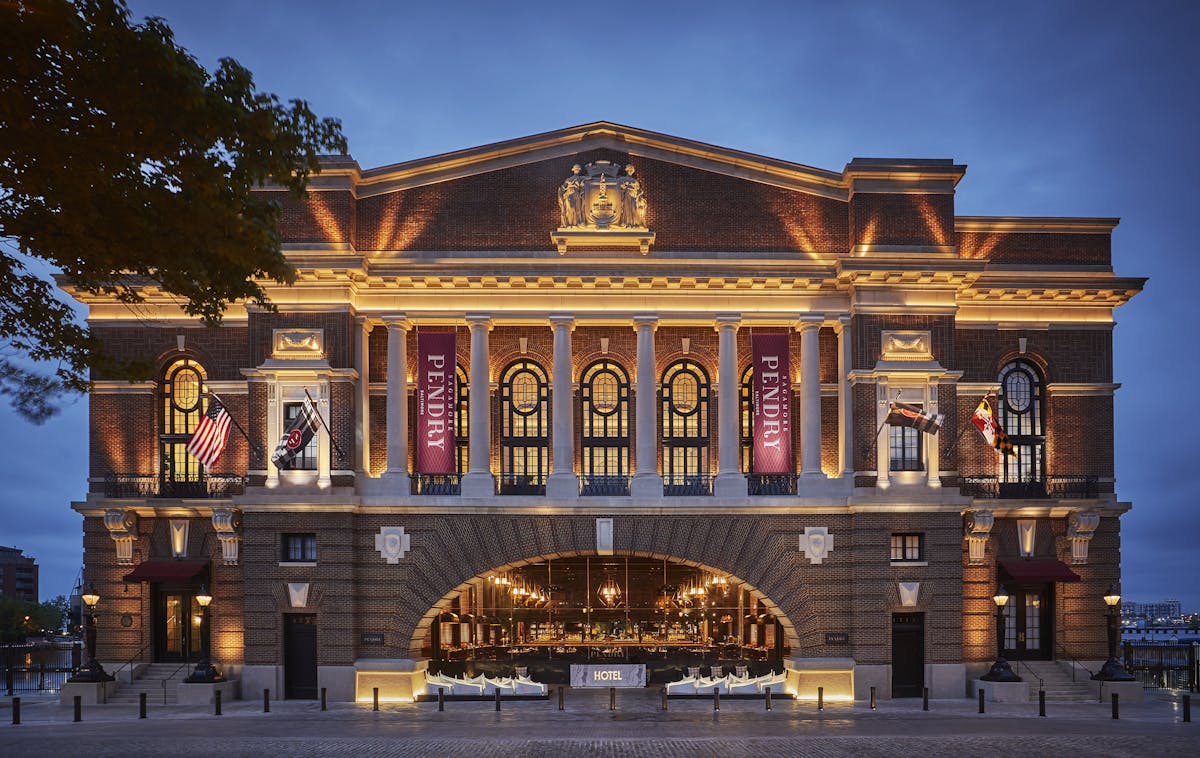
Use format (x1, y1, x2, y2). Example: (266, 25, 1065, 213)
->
(416, 332, 457, 473)
(752, 333, 792, 473)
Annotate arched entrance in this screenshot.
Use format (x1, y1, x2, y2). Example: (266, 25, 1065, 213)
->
(411, 551, 799, 684)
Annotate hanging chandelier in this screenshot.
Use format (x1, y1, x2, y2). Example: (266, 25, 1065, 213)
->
(597, 576, 622, 607)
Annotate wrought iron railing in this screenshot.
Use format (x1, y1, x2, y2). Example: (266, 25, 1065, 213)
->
(747, 474, 797, 496)
(498, 473, 547, 495)
(958, 475, 1098, 499)
(1123, 642, 1198, 691)
(663, 474, 713, 497)
(4, 643, 79, 695)
(103, 474, 247, 499)
(580, 475, 631, 496)
(411, 473, 462, 495)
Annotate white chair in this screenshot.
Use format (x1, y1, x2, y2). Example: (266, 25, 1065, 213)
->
(756, 671, 786, 693)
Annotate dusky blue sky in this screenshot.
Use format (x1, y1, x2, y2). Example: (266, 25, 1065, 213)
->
(4, 0, 1196, 611)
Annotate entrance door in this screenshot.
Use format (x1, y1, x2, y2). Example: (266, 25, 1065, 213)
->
(284, 614, 318, 699)
(154, 589, 204, 663)
(1003, 585, 1052, 661)
(891, 613, 924, 698)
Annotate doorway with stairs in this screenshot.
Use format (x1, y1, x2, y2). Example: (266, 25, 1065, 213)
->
(1002, 584, 1052, 661)
(153, 586, 208, 664)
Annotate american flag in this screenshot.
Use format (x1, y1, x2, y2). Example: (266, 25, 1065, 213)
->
(187, 396, 232, 468)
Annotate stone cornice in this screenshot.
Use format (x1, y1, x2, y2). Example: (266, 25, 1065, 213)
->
(956, 216, 1120, 234)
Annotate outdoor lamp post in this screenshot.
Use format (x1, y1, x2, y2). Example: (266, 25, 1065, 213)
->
(185, 584, 223, 683)
(980, 587, 1021, 682)
(1092, 583, 1135, 681)
(69, 583, 114, 682)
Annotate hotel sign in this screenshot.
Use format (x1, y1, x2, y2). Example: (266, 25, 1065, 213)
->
(752, 333, 792, 473)
(416, 332, 456, 473)
(569, 663, 646, 688)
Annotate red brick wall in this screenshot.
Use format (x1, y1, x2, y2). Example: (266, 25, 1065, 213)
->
(959, 231, 1111, 266)
(90, 325, 249, 381)
(852, 193, 953, 248)
(249, 311, 355, 369)
(955, 328, 1112, 383)
(854, 315, 956, 370)
(263, 189, 355, 245)
(1048, 395, 1114, 480)
(90, 393, 157, 478)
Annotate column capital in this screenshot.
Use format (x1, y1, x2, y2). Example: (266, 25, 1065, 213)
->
(633, 314, 659, 332)
(714, 313, 742, 331)
(549, 314, 576, 330)
(465, 313, 494, 330)
(834, 314, 852, 332)
(795, 315, 824, 332)
(355, 315, 378, 331)
(382, 314, 411, 331)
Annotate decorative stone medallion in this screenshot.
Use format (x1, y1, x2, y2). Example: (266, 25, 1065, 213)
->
(800, 526, 834, 564)
(375, 526, 412, 564)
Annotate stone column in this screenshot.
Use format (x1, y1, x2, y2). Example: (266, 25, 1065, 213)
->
(630, 315, 663, 498)
(462, 314, 495, 497)
(265, 382, 280, 487)
(547, 314, 579, 498)
(798, 317, 824, 479)
(926, 381, 941, 488)
(836, 316, 853, 479)
(714, 314, 747, 497)
(356, 317, 372, 478)
(383, 315, 411, 492)
(876, 381, 890, 489)
(317, 384, 332, 489)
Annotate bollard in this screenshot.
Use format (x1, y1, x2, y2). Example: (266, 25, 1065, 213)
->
(215, 689, 222, 716)
(1111, 691, 1119, 720)
(74, 695, 81, 722)
(439, 687, 445, 712)
(978, 689, 985, 714)
(558, 686, 564, 711)
(818, 686, 824, 711)
(1184, 693, 1191, 723)
(139, 691, 147, 719)
(765, 686, 772, 711)
(713, 687, 720, 711)
(495, 688, 501, 711)
(870, 686, 876, 710)
(609, 687, 616, 711)
(264, 688, 270, 713)
(373, 687, 380, 712)
(661, 687, 668, 711)
(11, 697, 19, 725)
(320, 687, 327, 711)
(1039, 689, 1046, 718)
(922, 687, 929, 711)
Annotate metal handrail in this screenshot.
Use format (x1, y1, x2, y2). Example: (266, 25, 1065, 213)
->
(158, 661, 191, 704)
(747, 474, 797, 496)
(1056, 641, 1094, 682)
(1014, 658, 1043, 689)
(958, 474, 1099, 499)
(111, 641, 154, 681)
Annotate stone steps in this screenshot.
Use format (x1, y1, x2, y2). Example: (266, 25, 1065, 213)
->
(108, 664, 193, 705)
(1016, 662, 1098, 702)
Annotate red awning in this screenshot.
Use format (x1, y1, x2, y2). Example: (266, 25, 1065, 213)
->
(122, 559, 209, 583)
(998, 558, 1081, 583)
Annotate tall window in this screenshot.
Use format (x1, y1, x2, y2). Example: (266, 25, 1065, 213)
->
(998, 360, 1045, 483)
(739, 365, 753, 473)
(455, 364, 470, 475)
(160, 358, 206, 488)
(580, 360, 631, 491)
(889, 422, 923, 471)
(499, 359, 549, 494)
(281, 401, 319, 470)
(661, 359, 710, 490)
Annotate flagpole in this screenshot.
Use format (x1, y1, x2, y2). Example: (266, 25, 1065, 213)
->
(861, 390, 901, 463)
(207, 390, 265, 462)
(304, 388, 348, 463)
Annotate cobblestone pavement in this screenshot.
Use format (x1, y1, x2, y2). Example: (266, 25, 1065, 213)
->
(3, 689, 1198, 757)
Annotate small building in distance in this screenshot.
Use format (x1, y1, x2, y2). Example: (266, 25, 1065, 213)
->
(0, 546, 39, 602)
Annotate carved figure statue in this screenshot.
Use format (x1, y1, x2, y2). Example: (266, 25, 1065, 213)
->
(619, 164, 646, 228)
(558, 164, 586, 227)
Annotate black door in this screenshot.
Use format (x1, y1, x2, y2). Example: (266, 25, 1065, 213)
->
(1002, 585, 1052, 661)
(284, 614, 318, 699)
(891, 613, 924, 698)
(153, 588, 205, 663)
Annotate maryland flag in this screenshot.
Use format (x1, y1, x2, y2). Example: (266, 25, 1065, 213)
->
(972, 398, 1015, 455)
(886, 402, 943, 435)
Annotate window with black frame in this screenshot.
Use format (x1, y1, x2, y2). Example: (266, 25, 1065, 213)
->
(160, 358, 207, 496)
(580, 360, 631, 495)
(281, 533, 317, 563)
(661, 359, 710, 494)
(280, 401, 318, 470)
(890, 533, 925, 562)
(499, 359, 549, 494)
(889, 421, 923, 472)
(998, 359, 1045, 494)
(739, 365, 753, 473)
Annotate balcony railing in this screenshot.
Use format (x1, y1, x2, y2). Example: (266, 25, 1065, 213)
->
(498, 473, 547, 495)
(958, 475, 1099, 499)
(580, 475, 631, 496)
(411, 473, 462, 495)
(663, 474, 713, 497)
(747, 474, 798, 496)
(103, 474, 247, 499)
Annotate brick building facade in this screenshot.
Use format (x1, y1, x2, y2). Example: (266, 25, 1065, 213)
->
(64, 123, 1144, 702)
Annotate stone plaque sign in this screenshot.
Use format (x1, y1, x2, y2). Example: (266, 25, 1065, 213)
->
(824, 632, 849, 645)
(360, 632, 385, 645)
(569, 663, 646, 688)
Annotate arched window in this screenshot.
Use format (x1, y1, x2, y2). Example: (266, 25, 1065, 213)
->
(580, 360, 631, 495)
(661, 359, 710, 494)
(455, 364, 470, 476)
(998, 360, 1045, 488)
(160, 357, 207, 495)
(499, 359, 549, 494)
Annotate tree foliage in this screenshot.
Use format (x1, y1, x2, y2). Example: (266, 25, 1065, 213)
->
(0, 595, 66, 641)
(0, 0, 347, 422)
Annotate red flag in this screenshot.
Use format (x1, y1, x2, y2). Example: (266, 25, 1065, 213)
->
(186, 397, 232, 468)
(752, 333, 792, 473)
(416, 332, 457, 473)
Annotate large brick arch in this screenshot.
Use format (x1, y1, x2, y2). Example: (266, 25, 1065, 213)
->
(380, 513, 816, 659)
